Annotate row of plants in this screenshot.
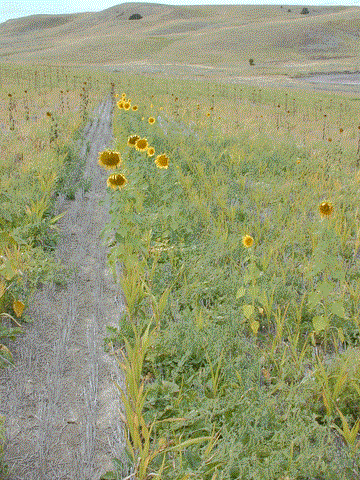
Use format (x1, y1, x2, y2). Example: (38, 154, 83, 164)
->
(96, 85, 360, 480)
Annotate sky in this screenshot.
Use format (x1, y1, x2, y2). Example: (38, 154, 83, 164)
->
(1, 0, 360, 24)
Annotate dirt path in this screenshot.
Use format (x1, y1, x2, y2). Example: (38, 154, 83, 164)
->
(0, 94, 129, 480)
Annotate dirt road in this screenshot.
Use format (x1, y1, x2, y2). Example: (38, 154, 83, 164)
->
(0, 95, 129, 480)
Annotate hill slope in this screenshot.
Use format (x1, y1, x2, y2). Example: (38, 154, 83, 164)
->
(0, 3, 359, 76)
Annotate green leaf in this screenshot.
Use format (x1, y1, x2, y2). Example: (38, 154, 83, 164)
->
(248, 285, 259, 298)
(307, 290, 322, 309)
(249, 263, 261, 280)
(330, 301, 346, 319)
(318, 281, 333, 298)
(250, 320, 260, 335)
(243, 304, 254, 319)
(304, 262, 324, 280)
(115, 231, 126, 242)
(100, 471, 117, 480)
(0, 259, 17, 281)
(236, 287, 246, 299)
(312, 315, 329, 334)
(331, 268, 346, 283)
(49, 209, 68, 224)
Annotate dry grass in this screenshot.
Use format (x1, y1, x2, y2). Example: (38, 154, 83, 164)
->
(0, 4, 359, 77)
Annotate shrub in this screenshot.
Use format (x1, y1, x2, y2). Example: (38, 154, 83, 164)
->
(301, 7, 309, 14)
(129, 13, 142, 20)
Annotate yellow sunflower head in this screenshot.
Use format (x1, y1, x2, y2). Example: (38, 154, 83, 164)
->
(319, 201, 333, 218)
(148, 116, 155, 125)
(155, 154, 169, 169)
(127, 135, 140, 147)
(135, 138, 149, 152)
(242, 235, 254, 248)
(117, 101, 124, 109)
(147, 146, 155, 157)
(107, 173, 128, 190)
(98, 150, 122, 170)
(123, 102, 131, 111)
(132, 105, 138, 111)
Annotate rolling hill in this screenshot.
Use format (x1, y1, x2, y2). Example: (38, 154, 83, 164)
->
(0, 3, 359, 77)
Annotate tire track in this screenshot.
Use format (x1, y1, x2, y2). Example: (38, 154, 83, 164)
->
(0, 94, 129, 480)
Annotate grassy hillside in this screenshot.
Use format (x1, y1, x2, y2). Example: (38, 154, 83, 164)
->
(0, 3, 359, 76)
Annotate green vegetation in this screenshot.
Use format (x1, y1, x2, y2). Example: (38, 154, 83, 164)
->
(1, 62, 360, 479)
(99, 74, 360, 479)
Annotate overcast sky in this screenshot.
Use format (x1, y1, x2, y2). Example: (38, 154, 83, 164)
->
(1, 0, 359, 24)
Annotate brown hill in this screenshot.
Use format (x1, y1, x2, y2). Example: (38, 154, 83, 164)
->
(0, 3, 359, 76)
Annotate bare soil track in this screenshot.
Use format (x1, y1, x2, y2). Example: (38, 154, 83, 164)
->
(0, 95, 129, 480)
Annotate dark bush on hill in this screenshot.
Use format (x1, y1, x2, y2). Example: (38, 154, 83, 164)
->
(129, 13, 142, 20)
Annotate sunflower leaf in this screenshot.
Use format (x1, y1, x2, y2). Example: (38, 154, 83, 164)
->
(312, 315, 329, 334)
(243, 304, 254, 319)
(330, 301, 346, 319)
(307, 290, 322, 309)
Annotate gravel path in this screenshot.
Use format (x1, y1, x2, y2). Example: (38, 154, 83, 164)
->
(0, 94, 129, 480)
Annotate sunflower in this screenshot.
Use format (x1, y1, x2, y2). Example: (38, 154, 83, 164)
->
(117, 101, 124, 109)
(147, 147, 155, 157)
(128, 135, 140, 147)
(123, 102, 131, 111)
(155, 154, 169, 169)
(242, 235, 254, 248)
(98, 150, 122, 170)
(319, 201, 333, 217)
(135, 138, 149, 152)
(107, 173, 128, 190)
(132, 105, 138, 111)
(148, 117, 155, 125)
